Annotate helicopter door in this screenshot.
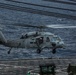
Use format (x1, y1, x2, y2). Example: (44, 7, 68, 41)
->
(26, 38, 36, 48)
(45, 37, 52, 48)
(46, 37, 50, 42)
(36, 37, 44, 44)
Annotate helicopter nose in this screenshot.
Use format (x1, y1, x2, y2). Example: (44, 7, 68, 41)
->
(59, 41, 65, 48)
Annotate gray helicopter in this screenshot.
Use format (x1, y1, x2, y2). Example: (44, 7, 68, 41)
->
(0, 24, 76, 54)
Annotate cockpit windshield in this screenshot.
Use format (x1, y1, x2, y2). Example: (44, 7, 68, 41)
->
(54, 36, 61, 41)
(51, 36, 61, 42)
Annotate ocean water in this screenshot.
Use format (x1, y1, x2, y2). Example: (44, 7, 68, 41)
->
(0, 0, 76, 60)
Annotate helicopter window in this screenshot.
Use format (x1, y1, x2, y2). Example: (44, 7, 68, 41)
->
(57, 37, 61, 41)
(53, 37, 61, 41)
(36, 37, 44, 44)
(46, 37, 50, 42)
(30, 42, 33, 44)
(32, 39, 34, 40)
(40, 37, 44, 44)
(54, 37, 57, 40)
(30, 41, 36, 44)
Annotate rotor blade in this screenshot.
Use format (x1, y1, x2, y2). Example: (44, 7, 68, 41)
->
(46, 24, 76, 28)
(13, 23, 76, 29)
(13, 23, 42, 28)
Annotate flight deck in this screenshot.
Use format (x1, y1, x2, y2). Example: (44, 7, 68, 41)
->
(0, 58, 76, 75)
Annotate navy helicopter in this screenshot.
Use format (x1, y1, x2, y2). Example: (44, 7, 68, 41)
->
(0, 24, 75, 54)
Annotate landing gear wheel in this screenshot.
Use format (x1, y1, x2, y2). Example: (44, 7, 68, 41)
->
(37, 48, 41, 54)
(8, 50, 10, 54)
(8, 48, 12, 54)
(52, 49, 56, 54)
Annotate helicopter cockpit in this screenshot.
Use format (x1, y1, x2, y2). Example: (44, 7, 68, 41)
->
(52, 36, 61, 42)
(51, 35, 64, 48)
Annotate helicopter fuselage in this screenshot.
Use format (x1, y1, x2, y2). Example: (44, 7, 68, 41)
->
(3, 32, 64, 49)
(0, 31, 65, 54)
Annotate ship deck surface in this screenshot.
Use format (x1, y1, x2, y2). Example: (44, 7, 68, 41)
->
(0, 58, 76, 75)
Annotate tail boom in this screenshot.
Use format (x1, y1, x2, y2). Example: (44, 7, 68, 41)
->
(0, 31, 7, 44)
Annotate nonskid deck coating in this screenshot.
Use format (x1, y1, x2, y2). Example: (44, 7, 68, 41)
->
(0, 58, 76, 75)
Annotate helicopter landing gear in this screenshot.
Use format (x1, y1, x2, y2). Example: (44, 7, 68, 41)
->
(51, 43, 56, 54)
(52, 48, 56, 54)
(37, 48, 42, 54)
(52, 43, 56, 47)
(8, 48, 12, 54)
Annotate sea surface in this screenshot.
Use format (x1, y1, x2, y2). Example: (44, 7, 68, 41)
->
(0, 0, 76, 60)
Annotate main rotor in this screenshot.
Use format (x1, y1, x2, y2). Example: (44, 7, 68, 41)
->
(13, 23, 76, 30)
(0, 23, 76, 32)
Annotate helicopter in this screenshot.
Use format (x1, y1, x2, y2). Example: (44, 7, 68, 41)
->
(0, 24, 76, 54)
